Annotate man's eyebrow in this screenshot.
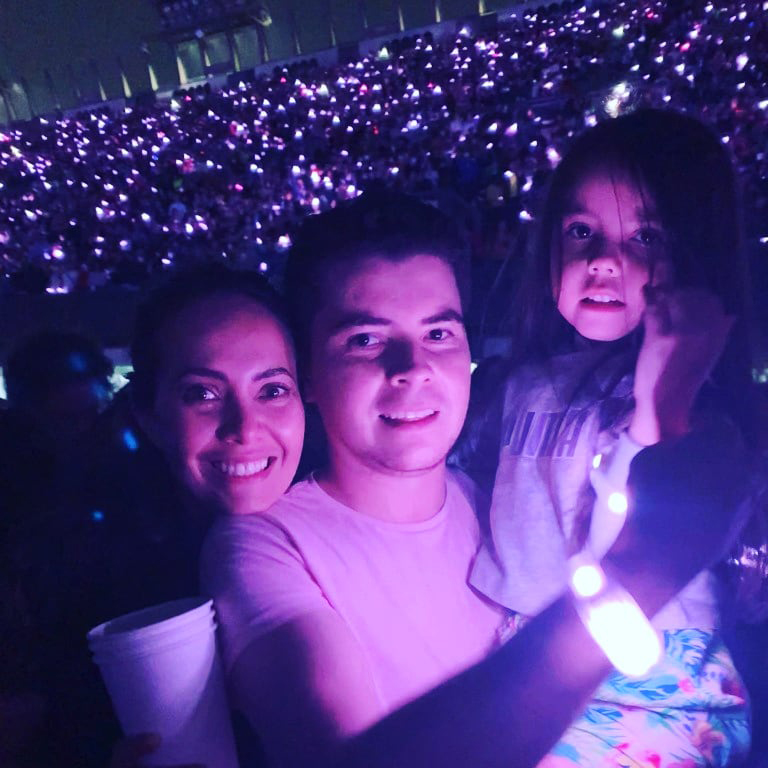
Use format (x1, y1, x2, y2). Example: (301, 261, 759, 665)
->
(177, 366, 295, 381)
(329, 313, 390, 333)
(329, 309, 465, 333)
(422, 309, 464, 324)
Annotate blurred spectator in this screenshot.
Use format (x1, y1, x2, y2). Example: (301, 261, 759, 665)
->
(0, 332, 112, 767)
(0, 332, 194, 768)
(3, 331, 113, 449)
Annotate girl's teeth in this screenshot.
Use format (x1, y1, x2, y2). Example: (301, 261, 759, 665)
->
(587, 295, 618, 303)
(212, 459, 270, 477)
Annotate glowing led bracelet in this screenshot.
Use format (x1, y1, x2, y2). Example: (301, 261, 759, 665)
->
(588, 448, 632, 558)
(567, 553, 662, 677)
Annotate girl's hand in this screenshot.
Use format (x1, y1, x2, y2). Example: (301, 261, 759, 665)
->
(629, 286, 734, 445)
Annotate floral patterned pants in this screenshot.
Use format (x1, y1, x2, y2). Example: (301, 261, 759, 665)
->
(540, 629, 751, 767)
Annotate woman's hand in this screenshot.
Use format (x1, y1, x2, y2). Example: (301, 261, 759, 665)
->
(0, 692, 46, 760)
(108, 734, 204, 768)
(629, 286, 734, 445)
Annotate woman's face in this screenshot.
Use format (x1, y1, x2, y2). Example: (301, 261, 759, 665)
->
(142, 294, 305, 516)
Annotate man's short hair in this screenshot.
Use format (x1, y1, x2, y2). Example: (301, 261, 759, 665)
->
(283, 187, 470, 366)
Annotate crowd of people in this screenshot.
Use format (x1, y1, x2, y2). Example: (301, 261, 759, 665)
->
(0, 0, 766, 298)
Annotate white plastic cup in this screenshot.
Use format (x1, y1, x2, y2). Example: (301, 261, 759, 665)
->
(87, 597, 238, 768)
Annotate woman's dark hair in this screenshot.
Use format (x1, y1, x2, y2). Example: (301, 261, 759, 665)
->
(284, 186, 470, 367)
(130, 265, 290, 408)
(510, 107, 755, 443)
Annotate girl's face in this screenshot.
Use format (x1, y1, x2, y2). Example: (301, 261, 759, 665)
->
(141, 295, 305, 516)
(555, 172, 671, 342)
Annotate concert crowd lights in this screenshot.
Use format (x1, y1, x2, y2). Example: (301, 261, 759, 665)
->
(0, 0, 766, 293)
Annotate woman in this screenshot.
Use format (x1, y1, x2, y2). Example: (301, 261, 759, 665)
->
(110, 265, 306, 767)
(130, 267, 305, 520)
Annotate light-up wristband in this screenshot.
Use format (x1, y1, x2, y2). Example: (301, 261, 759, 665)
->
(567, 552, 662, 677)
(588, 433, 643, 558)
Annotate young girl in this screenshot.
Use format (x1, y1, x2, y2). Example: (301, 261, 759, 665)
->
(459, 109, 756, 766)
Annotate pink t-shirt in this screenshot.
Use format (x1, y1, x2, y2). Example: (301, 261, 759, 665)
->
(201, 471, 504, 717)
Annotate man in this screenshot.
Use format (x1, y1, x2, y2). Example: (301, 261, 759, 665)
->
(202, 190, 746, 768)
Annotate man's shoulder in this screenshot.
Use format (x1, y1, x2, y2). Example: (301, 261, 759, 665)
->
(202, 479, 327, 579)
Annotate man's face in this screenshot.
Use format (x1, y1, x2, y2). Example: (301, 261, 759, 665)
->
(308, 254, 471, 477)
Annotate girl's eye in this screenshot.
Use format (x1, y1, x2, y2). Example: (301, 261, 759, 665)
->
(181, 384, 218, 405)
(632, 228, 664, 248)
(260, 383, 290, 400)
(426, 328, 453, 342)
(564, 222, 593, 240)
(346, 332, 381, 350)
